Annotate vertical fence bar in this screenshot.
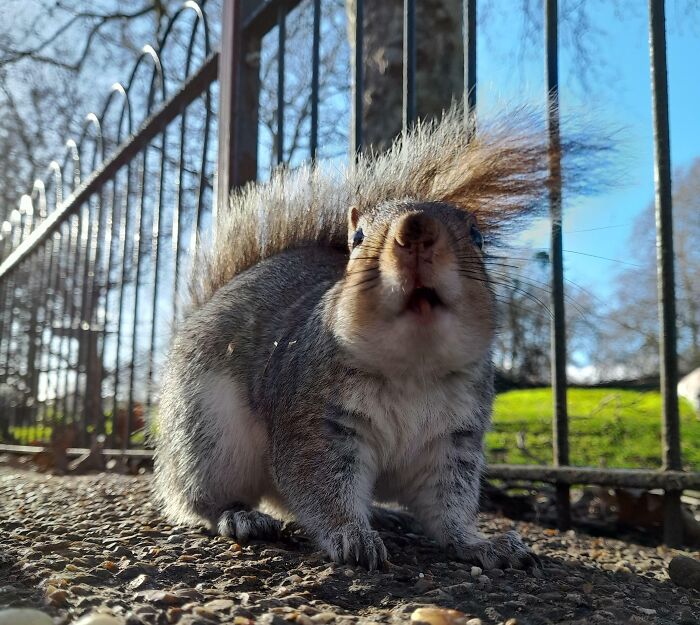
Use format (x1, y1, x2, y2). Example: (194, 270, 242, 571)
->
(78, 193, 100, 443)
(171, 107, 188, 325)
(216, 0, 241, 217)
(27, 246, 47, 442)
(352, 0, 364, 155)
(310, 0, 321, 160)
(112, 169, 132, 447)
(36, 236, 56, 441)
(88, 190, 106, 439)
(0, 274, 15, 387)
(545, 0, 571, 530)
(127, 148, 148, 450)
(217, 0, 241, 218)
(40, 232, 61, 428)
(276, 3, 286, 165)
(146, 134, 167, 420)
(191, 93, 213, 256)
(99, 180, 118, 444)
(403, 0, 416, 130)
(463, 0, 476, 126)
(74, 202, 91, 446)
(648, 0, 683, 547)
(66, 210, 87, 427)
(217, 0, 263, 193)
(0, 277, 7, 384)
(57, 216, 78, 426)
(54, 222, 71, 428)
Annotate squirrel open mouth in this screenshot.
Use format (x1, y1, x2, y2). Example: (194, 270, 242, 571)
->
(406, 286, 444, 315)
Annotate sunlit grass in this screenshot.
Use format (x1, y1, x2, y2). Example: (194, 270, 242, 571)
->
(487, 387, 699, 470)
(5, 388, 698, 471)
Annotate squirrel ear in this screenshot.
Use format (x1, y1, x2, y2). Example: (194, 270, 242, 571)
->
(348, 206, 360, 231)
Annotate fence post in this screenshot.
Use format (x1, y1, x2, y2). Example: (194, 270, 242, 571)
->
(648, 0, 683, 548)
(216, 0, 261, 223)
(545, 0, 571, 531)
(463, 0, 476, 123)
(351, 0, 364, 155)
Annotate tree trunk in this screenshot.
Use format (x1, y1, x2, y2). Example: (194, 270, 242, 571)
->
(346, 0, 463, 151)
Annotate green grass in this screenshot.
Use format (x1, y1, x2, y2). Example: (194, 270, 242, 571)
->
(5, 410, 149, 447)
(6, 388, 698, 472)
(486, 387, 700, 471)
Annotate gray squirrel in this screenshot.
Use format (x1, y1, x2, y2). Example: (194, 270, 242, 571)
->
(153, 106, 592, 570)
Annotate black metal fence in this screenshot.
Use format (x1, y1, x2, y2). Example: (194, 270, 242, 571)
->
(0, 0, 697, 547)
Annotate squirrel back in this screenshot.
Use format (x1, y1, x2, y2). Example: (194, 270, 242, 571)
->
(190, 104, 605, 311)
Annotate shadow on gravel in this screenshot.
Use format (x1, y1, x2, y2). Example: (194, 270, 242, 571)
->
(1, 470, 698, 625)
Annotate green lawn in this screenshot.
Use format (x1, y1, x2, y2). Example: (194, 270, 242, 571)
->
(486, 387, 699, 471)
(6, 387, 699, 472)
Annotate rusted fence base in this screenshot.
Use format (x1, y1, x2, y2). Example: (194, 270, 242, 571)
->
(488, 464, 700, 490)
(0, 443, 154, 459)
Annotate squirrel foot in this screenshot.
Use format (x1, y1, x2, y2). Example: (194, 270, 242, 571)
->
(453, 530, 540, 570)
(216, 505, 283, 544)
(324, 522, 388, 571)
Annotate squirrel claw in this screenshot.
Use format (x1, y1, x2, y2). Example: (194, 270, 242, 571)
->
(325, 523, 388, 571)
(217, 508, 283, 544)
(453, 530, 537, 570)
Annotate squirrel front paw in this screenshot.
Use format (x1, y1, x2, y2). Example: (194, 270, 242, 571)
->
(217, 507, 283, 544)
(323, 522, 388, 571)
(452, 530, 539, 570)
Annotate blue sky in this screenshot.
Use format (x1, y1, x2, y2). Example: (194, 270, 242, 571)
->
(475, 2, 700, 300)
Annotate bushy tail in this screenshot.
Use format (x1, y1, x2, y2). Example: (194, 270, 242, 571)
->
(190, 103, 611, 310)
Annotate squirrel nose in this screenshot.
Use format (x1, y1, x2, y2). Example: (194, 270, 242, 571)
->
(394, 213, 440, 250)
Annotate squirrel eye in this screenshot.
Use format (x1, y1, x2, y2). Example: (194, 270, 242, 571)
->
(470, 224, 484, 250)
(352, 228, 365, 249)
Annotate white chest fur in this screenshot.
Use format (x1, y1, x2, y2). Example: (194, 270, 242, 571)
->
(337, 370, 489, 473)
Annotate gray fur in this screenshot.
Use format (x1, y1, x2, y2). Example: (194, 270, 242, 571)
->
(154, 212, 535, 570)
(151, 105, 588, 569)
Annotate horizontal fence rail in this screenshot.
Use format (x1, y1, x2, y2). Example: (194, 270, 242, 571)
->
(0, 0, 696, 547)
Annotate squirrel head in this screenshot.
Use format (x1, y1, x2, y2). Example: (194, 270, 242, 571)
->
(330, 200, 495, 377)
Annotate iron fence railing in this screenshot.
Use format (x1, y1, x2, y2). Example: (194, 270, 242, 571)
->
(0, 0, 219, 452)
(0, 0, 697, 547)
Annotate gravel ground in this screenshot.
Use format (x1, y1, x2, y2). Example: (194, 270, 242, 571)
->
(1, 467, 698, 625)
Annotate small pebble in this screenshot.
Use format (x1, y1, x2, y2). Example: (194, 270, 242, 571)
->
(0, 609, 53, 625)
(411, 607, 468, 625)
(470, 566, 482, 578)
(47, 589, 68, 607)
(193, 607, 218, 620)
(310, 613, 337, 624)
(74, 614, 126, 625)
(669, 555, 700, 591)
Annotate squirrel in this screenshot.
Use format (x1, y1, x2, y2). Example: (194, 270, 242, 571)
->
(153, 105, 596, 570)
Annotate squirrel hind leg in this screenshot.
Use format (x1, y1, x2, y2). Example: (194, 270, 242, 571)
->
(215, 503, 283, 544)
